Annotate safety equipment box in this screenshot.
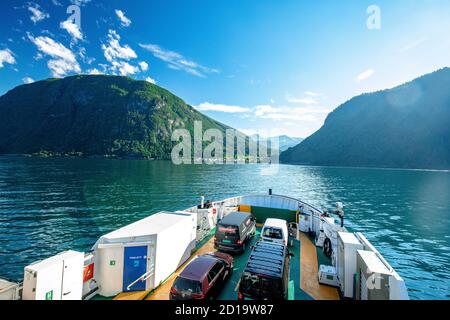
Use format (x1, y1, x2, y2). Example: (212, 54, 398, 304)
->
(356, 250, 393, 300)
(93, 211, 197, 297)
(337, 232, 363, 298)
(318, 265, 339, 287)
(22, 250, 84, 300)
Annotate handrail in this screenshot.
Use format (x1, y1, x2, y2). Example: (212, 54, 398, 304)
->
(126, 266, 155, 291)
(355, 232, 394, 272)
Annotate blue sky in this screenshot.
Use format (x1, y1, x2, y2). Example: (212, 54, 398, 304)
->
(1, 0, 449, 138)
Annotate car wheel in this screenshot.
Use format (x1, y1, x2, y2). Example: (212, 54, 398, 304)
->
(323, 237, 332, 258)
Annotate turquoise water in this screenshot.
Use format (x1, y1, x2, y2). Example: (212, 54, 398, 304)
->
(0, 156, 449, 299)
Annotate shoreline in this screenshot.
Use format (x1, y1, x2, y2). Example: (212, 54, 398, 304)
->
(0, 154, 449, 172)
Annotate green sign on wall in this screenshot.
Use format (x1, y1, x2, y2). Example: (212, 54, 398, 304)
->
(110, 260, 116, 266)
(45, 290, 53, 300)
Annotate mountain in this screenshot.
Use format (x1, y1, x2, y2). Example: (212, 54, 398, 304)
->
(277, 135, 304, 152)
(0, 75, 230, 159)
(250, 135, 303, 152)
(280, 68, 450, 170)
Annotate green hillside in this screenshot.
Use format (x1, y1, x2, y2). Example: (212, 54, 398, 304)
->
(280, 68, 450, 170)
(0, 75, 229, 159)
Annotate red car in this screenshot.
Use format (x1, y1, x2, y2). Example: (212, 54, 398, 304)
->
(170, 252, 234, 300)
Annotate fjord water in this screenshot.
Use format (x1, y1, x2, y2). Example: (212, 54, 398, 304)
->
(0, 156, 448, 299)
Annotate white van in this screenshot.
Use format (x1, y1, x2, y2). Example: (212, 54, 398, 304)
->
(261, 218, 289, 246)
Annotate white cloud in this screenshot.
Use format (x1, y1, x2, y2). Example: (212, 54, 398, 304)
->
(87, 68, 102, 75)
(254, 105, 278, 117)
(78, 47, 94, 64)
(196, 100, 332, 138)
(115, 10, 131, 27)
(70, 0, 91, 6)
(22, 77, 35, 84)
(139, 43, 219, 77)
(0, 49, 16, 68)
(194, 101, 330, 121)
(60, 20, 83, 42)
(356, 69, 375, 82)
(102, 30, 137, 62)
(263, 106, 329, 121)
(145, 77, 156, 84)
(28, 35, 81, 77)
(195, 102, 251, 113)
(101, 30, 143, 76)
(238, 127, 301, 139)
(254, 104, 331, 122)
(111, 61, 140, 76)
(47, 59, 80, 78)
(139, 61, 149, 72)
(28, 5, 49, 24)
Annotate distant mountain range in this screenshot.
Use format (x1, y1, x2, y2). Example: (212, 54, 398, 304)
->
(277, 135, 304, 152)
(280, 68, 450, 170)
(250, 135, 303, 152)
(0, 75, 230, 159)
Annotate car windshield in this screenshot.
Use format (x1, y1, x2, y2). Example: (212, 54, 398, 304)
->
(262, 227, 283, 239)
(173, 277, 202, 294)
(218, 224, 238, 235)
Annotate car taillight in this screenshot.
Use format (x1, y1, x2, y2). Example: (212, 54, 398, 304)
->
(237, 239, 242, 245)
(238, 292, 244, 300)
(170, 287, 177, 294)
(192, 293, 205, 299)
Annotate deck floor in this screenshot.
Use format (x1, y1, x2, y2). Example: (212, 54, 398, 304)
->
(114, 230, 339, 301)
(299, 232, 339, 300)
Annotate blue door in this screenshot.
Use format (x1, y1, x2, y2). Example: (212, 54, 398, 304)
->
(123, 246, 148, 292)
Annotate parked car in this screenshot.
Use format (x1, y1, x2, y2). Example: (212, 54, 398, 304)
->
(261, 218, 289, 246)
(170, 252, 233, 300)
(238, 241, 293, 300)
(214, 211, 256, 254)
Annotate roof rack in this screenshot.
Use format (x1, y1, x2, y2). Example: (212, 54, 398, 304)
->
(244, 241, 286, 278)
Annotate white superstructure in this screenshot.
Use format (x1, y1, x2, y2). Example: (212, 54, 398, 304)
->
(92, 211, 197, 297)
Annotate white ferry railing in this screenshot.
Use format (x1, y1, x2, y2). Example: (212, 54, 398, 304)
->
(355, 232, 394, 272)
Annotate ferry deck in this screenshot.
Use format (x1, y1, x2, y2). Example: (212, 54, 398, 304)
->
(112, 227, 339, 301)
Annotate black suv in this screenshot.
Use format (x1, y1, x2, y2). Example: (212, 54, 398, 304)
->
(214, 211, 256, 254)
(238, 241, 293, 300)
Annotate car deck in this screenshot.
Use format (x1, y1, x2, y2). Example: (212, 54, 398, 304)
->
(111, 228, 339, 301)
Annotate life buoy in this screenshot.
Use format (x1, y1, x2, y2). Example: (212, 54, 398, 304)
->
(323, 237, 332, 258)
